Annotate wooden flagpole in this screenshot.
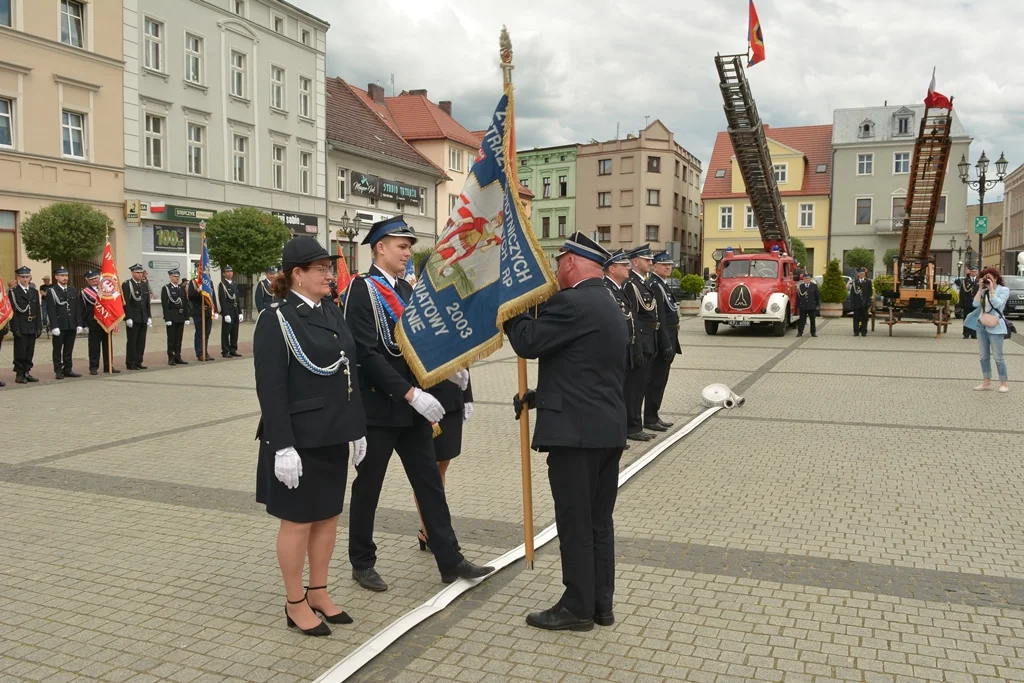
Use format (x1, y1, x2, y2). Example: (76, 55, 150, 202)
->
(501, 27, 535, 570)
(107, 332, 113, 374)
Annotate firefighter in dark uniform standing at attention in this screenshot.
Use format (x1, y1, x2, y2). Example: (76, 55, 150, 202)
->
(218, 265, 242, 358)
(122, 264, 152, 369)
(80, 271, 118, 375)
(644, 252, 679, 432)
(796, 272, 820, 337)
(505, 232, 629, 632)
(959, 265, 979, 339)
(850, 267, 872, 336)
(603, 249, 640, 372)
(8, 265, 42, 383)
(161, 268, 191, 365)
(255, 266, 276, 314)
(187, 273, 218, 360)
(620, 245, 658, 442)
(343, 215, 493, 592)
(45, 266, 84, 379)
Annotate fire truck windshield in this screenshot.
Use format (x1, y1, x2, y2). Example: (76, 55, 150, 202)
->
(721, 260, 779, 279)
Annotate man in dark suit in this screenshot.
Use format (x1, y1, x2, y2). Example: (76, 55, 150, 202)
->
(644, 252, 680, 432)
(8, 265, 42, 383)
(218, 265, 242, 358)
(603, 249, 640, 372)
(850, 267, 872, 336)
(796, 273, 821, 337)
(620, 245, 658, 441)
(344, 215, 493, 592)
(122, 264, 152, 369)
(505, 232, 629, 632)
(161, 268, 191, 365)
(80, 271, 118, 375)
(255, 266, 276, 314)
(187, 275, 218, 360)
(959, 265, 979, 339)
(45, 266, 83, 379)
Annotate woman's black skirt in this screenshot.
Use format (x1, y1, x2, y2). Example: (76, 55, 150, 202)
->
(256, 442, 350, 523)
(433, 411, 464, 462)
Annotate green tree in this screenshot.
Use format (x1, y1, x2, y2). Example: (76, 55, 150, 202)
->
(882, 248, 900, 273)
(681, 274, 705, 297)
(412, 246, 433, 277)
(20, 202, 110, 270)
(670, 268, 684, 281)
(790, 237, 809, 272)
(820, 258, 848, 303)
(204, 208, 290, 282)
(843, 247, 875, 274)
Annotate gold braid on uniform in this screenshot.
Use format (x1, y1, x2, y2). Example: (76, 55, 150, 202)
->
(630, 281, 656, 312)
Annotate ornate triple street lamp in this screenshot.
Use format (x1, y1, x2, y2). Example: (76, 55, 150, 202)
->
(337, 210, 362, 273)
(958, 150, 1009, 268)
(949, 236, 964, 278)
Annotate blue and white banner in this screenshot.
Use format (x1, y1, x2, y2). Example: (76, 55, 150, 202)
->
(396, 90, 556, 388)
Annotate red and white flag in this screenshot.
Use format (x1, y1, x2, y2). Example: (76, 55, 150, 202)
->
(924, 67, 952, 110)
(0, 274, 13, 329)
(94, 242, 126, 332)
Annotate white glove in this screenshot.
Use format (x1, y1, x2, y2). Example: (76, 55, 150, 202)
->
(409, 388, 444, 423)
(213, 313, 219, 320)
(166, 321, 172, 327)
(76, 326, 83, 334)
(239, 313, 244, 322)
(52, 328, 61, 337)
(352, 437, 367, 468)
(126, 319, 134, 328)
(185, 319, 191, 325)
(274, 447, 302, 489)
(463, 402, 473, 422)
(224, 315, 232, 324)
(449, 368, 469, 391)
(147, 319, 152, 328)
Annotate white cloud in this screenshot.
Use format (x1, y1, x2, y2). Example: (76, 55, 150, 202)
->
(301, 0, 1023, 202)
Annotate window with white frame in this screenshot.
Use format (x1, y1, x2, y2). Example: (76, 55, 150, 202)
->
(186, 122, 204, 175)
(61, 110, 85, 158)
(270, 66, 285, 110)
(896, 116, 911, 136)
(273, 15, 284, 33)
(856, 198, 872, 225)
(448, 147, 463, 172)
(230, 51, 246, 98)
(646, 189, 660, 206)
(144, 114, 164, 169)
(419, 187, 426, 215)
(745, 205, 755, 230)
(233, 0, 245, 16)
(857, 153, 873, 175)
(448, 194, 459, 214)
(185, 33, 203, 84)
(1, 0, 10, 27)
(894, 152, 910, 174)
(143, 18, 164, 71)
(232, 134, 248, 183)
(298, 77, 311, 118)
(300, 28, 312, 46)
(272, 144, 285, 190)
(799, 203, 814, 228)
(773, 164, 787, 184)
(336, 168, 346, 200)
(60, 0, 84, 48)
(645, 224, 659, 241)
(299, 151, 311, 194)
(0, 98, 13, 147)
(720, 206, 733, 230)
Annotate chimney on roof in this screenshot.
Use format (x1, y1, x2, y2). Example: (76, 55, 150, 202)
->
(367, 83, 385, 104)
(438, 101, 452, 117)
(409, 89, 428, 97)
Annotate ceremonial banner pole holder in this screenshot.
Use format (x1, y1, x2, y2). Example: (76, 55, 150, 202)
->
(107, 332, 113, 375)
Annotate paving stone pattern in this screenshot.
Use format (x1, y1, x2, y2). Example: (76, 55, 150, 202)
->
(1, 316, 1023, 682)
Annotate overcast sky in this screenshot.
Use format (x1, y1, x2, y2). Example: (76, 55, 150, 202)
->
(302, 0, 1022, 204)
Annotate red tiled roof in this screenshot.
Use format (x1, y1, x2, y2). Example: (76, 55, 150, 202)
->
(325, 78, 447, 179)
(382, 94, 483, 149)
(702, 124, 833, 200)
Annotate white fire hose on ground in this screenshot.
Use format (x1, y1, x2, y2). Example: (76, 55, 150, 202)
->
(701, 383, 746, 409)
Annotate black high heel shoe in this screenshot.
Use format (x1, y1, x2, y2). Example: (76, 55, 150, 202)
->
(417, 529, 431, 552)
(305, 586, 353, 625)
(285, 596, 331, 636)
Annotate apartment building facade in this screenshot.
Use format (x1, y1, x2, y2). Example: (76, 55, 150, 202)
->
(517, 145, 578, 266)
(0, 0, 126, 279)
(830, 105, 971, 277)
(576, 121, 703, 273)
(1001, 163, 1024, 275)
(122, 0, 329, 296)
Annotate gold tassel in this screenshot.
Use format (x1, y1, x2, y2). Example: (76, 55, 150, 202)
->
(432, 422, 442, 438)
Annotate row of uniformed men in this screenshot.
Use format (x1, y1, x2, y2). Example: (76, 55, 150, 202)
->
(2, 264, 245, 386)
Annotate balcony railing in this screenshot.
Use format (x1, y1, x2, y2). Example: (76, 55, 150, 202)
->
(874, 218, 904, 234)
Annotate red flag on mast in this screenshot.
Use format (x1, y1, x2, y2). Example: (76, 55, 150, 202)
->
(0, 274, 13, 330)
(94, 242, 125, 332)
(924, 67, 952, 110)
(748, 0, 765, 67)
(336, 240, 351, 294)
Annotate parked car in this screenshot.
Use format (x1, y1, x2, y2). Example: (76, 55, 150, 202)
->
(1004, 276, 1024, 319)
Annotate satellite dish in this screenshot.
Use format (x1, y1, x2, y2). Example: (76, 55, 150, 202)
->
(701, 383, 745, 409)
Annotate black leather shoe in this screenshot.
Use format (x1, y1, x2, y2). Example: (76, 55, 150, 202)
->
(89, 369, 98, 376)
(352, 567, 388, 592)
(137, 364, 147, 370)
(441, 559, 495, 584)
(594, 611, 615, 627)
(14, 375, 26, 384)
(526, 604, 594, 632)
(111, 368, 121, 374)
(643, 422, 668, 432)
(55, 373, 64, 380)
(656, 420, 673, 429)
(175, 358, 189, 365)
(0, 380, 5, 387)
(230, 352, 243, 358)
(811, 334, 818, 338)
(305, 586, 353, 625)
(627, 432, 651, 442)
(24, 374, 39, 383)
(285, 597, 331, 636)
(126, 365, 138, 371)
(65, 371, 81, 378)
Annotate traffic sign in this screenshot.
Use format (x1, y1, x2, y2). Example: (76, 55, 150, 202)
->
(974, 216, 988, 235)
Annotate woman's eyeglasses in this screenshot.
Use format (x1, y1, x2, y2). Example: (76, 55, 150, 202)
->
(305, 265, 334, 275)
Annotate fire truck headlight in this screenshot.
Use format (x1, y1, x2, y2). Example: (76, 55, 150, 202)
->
(703, 301, 714, 312)
(770, 302, 781, 313)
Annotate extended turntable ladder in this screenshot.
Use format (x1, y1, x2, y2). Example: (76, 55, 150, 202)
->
(714, 54, 791, 256)
(898, 109, 953, 271)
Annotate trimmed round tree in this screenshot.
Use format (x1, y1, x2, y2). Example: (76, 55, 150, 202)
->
(681, 274, 706, 298)
(843, 247, 874, 275)
(20, 202, 111, 271)
(882, 248, 900, 274)
(820, 258, 848, 304)
(204, 207, 290, 283)
(790, 237, 810, 273)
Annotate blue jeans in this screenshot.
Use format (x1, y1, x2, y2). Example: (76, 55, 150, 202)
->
(978, 327, 1008, 382)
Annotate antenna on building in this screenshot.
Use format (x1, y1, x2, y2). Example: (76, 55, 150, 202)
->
(390, 73, 395, 96)
(615, 122, 619, 140)
(645, 115, 651, 128)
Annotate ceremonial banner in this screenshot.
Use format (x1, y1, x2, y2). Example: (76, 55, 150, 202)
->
(925, 67, 952, 110)
(336, 240, 352, 293)
(94, 242, 125, 332)
(747, 0, 765, 67)
(404, 252, 416, 281)
(196, 234, 215, 308)
(0, 275, 13, 329)
(396, 90, 556, 388)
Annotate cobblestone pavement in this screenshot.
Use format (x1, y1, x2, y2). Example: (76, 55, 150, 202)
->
(2, 314, 1024, 683)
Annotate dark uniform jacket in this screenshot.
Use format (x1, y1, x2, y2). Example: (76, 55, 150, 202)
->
(255, 278, 274, 313)
(428, 373, 473, 415)
(8, 285, 42, 336)
(187, 280, 218, 316)
(604, 276, 641, 369)
(647, 274, 680, 355)
(161, 282, 190, 323)
(504, 278, 628, 451)
(959, 276, 978, 313)
(344, 265, 420, 428)
(253, 291, 366, 451)
(850, 278, 873, 308)
(121, 278, 152, 324)
(80, 285, 102, 330)
(46, 284, 81, 331)
(218, 280, 240, 317)
(622, 271, 658, 357)
(796, 281, 821, 311)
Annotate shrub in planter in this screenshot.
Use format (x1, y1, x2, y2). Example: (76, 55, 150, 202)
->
(820, 258, 848, 304)
(681, 274, 705, 298)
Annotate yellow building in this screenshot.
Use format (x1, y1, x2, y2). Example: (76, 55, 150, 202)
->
(701, 124, 832, 276)
(0, 0, 126, 280)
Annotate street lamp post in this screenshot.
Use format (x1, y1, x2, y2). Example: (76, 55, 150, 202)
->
(958, 151, 1009, 269)
(948, 236, 964, 278)
(337, 210, 361, 272)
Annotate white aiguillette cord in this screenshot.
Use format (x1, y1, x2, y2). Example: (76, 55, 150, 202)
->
(314, 406, 724, 683)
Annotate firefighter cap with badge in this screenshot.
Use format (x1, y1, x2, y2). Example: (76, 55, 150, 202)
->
(362, 215, 418, 247)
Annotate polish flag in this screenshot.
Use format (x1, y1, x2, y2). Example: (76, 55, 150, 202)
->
(150, 202, 166, 213)
(924, 68, 952, 110)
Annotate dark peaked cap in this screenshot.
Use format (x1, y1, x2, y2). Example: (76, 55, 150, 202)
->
(603, 248, 630, 268)
(556, 232, 612, 265)
(362, 215, 418, 246)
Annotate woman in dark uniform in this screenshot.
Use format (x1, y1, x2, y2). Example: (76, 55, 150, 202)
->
(416, 369, 472, 550)
(254, 236, 367, 637)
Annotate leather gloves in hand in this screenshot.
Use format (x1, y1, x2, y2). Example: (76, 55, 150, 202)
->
(513, 389, 536, 421)
(409, 388, 445, 423)
(463, 402, 473, 422)
(352, 437, 367, 468)
(274, 447, 302, 489)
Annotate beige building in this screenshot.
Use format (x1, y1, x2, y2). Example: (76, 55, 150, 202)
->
(965, 200, 1003, 271)
(0, 0, 126, 281)
(1004, 163, 1024, 275)
(576, 121, 703, 273)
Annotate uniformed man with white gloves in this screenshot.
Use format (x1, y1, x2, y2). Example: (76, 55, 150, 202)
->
(45, 266, 84, 379)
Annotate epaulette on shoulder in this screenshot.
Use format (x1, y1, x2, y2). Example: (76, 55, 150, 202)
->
(270, 302, 280, 309)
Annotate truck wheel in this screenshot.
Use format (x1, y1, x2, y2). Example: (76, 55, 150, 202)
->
(704, 321, 719, 336)
(773, 319, 786, 337)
